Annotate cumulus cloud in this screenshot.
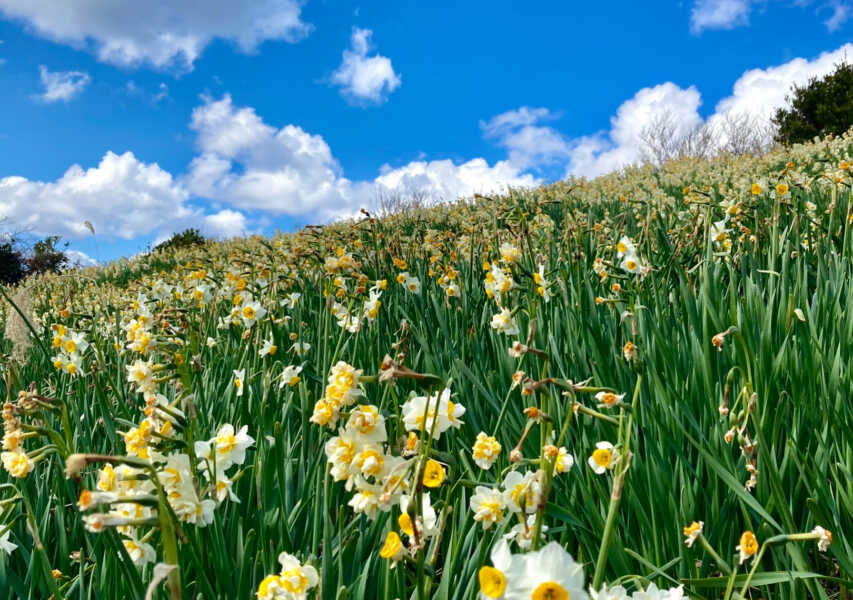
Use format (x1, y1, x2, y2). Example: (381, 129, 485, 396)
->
(203, 209, 248, 238)
(566, 83, 703, 178)
(0, 150, 251, 241)
(64, 249, 97, 267)
(35, 65, 90, 102)
(481, 107, 571, 171)
(0, 151, 188, 238)
(564, 43, 853, 178)
(186, 94, 349, 216)
(690, 0, 753, 33)
(0, 0, 311, 69)
(709, 42, 853, 121)
(330, 27, 401, 105)
(372, 158, 537, 204)
(185, 94, 534, 221)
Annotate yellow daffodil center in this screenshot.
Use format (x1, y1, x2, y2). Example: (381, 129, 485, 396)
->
(684, 521, 702, 537)
(217, 433, 237, 454)
(280, 569, 308, 593)
(532, 581, 569, 600)
(257, 575, 282, 597)
(242, 305, 255, 320)
(592, 448, 612, 468)
(478, 566, 506, 598)
(356, 449, 383, 476)
(740, 531, 758, 555)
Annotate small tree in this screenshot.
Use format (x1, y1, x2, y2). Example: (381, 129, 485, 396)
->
(0, 242, 26, 284)
(26, 235, 69, 275)
(773, 61, 853, 146)
(153, 228, 207, 253)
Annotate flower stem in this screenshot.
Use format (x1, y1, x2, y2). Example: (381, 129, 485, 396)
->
(592, 374, 642, 590)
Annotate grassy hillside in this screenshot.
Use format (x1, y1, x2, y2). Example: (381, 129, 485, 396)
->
(1, 131, 852, 600)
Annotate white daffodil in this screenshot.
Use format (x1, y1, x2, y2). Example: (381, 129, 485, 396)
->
(554, 447, 575, 474)
(588, 441, 618, 475)
(501, 471, 540, 515)
(122, 534, 156, 566)
(499, 242, 521, 264)
(399, 492, 438, 538)
(281, 292, 301, 309)
(274, 552, 319, 600)
(534, 263, 551, 302)
(240, 300, 266, 328)
(259, 337, 278, 357)
(279, 365, 303, 389)
(620, 253, 642, 275)
(0, 530, 17, 556)
(478, 538, 514, 599)
(290, 342, 311, 356)
(504, 514, 547, 549)
(683, 521, 703, 548)
(211, 424, 255, 470)
(401, 388, 463, 440)
(616, 236, 636, 258)
(470, 485, 506, 530)
(233, 369, 246, 396)
(812, 526, 832, 552)
(595, 391, 625, 408)
(491, 308, 520, 336)
(504, 541, 589, 600)
(472, 432, 502, 469)
(324, 431, 358, 483)
(710, 218, 729, 243)
(345, 404, 387, 444)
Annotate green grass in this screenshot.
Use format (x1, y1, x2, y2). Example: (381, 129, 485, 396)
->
(1, 135, 852, 600)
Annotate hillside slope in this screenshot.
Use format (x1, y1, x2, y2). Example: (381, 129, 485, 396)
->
(1, 131, 852, 599)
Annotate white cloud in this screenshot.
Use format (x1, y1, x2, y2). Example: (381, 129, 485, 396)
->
(330, 27, 401, 105)
(690, 0, 753, 33)
(0, 0, 311, 70)
(710, 42, 853, 121)
(203, 209, 248, 238)
(126, 81, 170, 104)
(372, 158, 536, 204)
(823, 0, 852, 31)
(564, 43, 853, 178)
(0, 151, 202, 239)
(36, 65, 89, 102)
(186, 94, 348, 216)
(481, 107, 571, 171)
(186, 94, 534, 221)
(64, 249, 97, 267)
(566, 83, 703, 178)
(691, 0, 852, 33)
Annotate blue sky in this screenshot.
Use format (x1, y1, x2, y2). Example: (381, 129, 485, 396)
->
(0, 0, 850, 263)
